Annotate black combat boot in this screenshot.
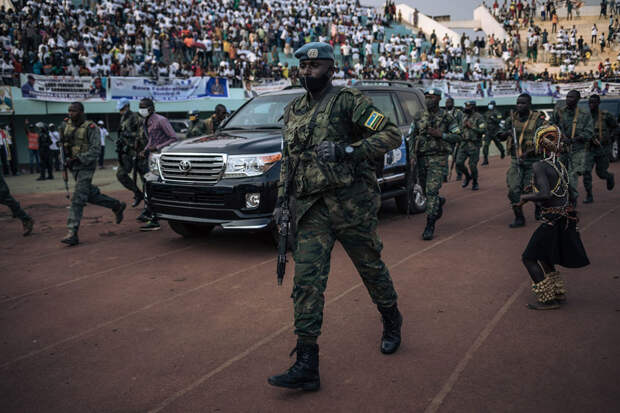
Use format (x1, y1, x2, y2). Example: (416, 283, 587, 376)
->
(378, 304, 402, 354)
(113, 202, 126, 224)
(500, 149, 505, 159)
(481, 156, 489, 166)
(268, 341, 320, 391)
(61, 230, 79, 246)
(583, 191, 593, 204)
(509, 206, 525, 228)
(132, 192, 144, 208)
(136, 209, 150, 222)
(461, 173, 471, 188)
(422, 216, 436, 241)
(607, 173, 615, 190)
(471, 179, 479, 191)
(22, 217, 34, 236)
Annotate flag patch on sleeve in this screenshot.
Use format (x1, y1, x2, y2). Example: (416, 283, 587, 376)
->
(364, 111, 385, 131)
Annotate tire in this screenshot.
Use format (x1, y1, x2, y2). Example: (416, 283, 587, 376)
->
(611, 137, 619, 162)
(395, 181, 426, 214)
(168, 221, 214, 238)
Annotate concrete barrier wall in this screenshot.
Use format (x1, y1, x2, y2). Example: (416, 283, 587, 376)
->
(396, 3, 461, 46)
(473, 6, 510, 42)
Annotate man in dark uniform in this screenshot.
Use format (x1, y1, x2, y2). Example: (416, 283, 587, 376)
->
(116, 98, 147, 207)
(0, 172, 33, 236)
(35, 122, 53, 180)
(456, 101, 486, 190)
(445, 97, 464, 181)
(408, 88, 460, 240)
(584, 94, 616, 203)
(186, 109, 209, 138)
(60, 102, 126, 246)
(268, 42, 403, 391)
(482, 100, 505, 165)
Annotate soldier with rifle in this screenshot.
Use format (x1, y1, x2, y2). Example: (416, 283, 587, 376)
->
(482, 100, 506, 165)
(455, 101, 486, 190)
(499, 93, 547, 228)
(269, 42, 403, 392)
(59, 102, 126, 246)
(408, 88, 460, 240)
(445, 97, 464, 181)
(115, 98, 147, 208)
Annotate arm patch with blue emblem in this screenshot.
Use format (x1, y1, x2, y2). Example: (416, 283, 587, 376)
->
(364, 111, 385, 131)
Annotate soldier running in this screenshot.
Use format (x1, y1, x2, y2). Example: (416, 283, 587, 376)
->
(268, 42, 402, 391)
(60, 102, 126, 246)
(116, 98, 147, 208)
(455, 101, 485, 190)
(583, 94, 616, 203)
(445, 97, 464, 181)
(482, 100, 505, 165)
(0, 172, 33, 236)
(408, 88, 460, 240)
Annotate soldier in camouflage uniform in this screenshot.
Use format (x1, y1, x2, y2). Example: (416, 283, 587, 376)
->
(408, 88, 460, 240)
(583, 94, 616, 203)
(482, 100, 505, 165)
(551, 90, 594, 204)
(204, 104, 228, 134)
(186, 109, 209, 138)
(499, 94, 547, 228)
(0, 172, 34, 236)
(116, 98, 147, 207)
(60, 102, 126, 246)
(445, 97, 464, 181)
(268, 42, 402, 392)
(456, 101, 486, 190)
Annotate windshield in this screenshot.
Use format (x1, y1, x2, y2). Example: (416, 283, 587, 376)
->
(223, 92, 303, 129)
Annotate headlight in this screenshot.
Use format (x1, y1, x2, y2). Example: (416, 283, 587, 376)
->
(149, 153, 162, 177)
(223, 152, 282, 178)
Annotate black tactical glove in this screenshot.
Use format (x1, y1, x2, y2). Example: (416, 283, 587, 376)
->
(316, 141, 345, 163)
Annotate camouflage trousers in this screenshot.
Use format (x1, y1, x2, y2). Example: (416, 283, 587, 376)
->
(0, 172, 29, 221)
(583, 144, 612, 193)
(506, 158, 537, 204)
(418, 154, 448, 217)
(67, 167, 121, 232)
(560, 149, 586, 201)
(292, 190, 398, 339)
(116, 153, 147, 195)
(455, 142, 481, 180)
(482, 133, 505, 158)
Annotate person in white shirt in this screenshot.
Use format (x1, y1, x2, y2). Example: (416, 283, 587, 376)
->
(97, 120, 108, 169)
(48, 124, 61, 172)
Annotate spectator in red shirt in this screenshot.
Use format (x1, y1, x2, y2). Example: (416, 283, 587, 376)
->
(25, 120, 40, 174)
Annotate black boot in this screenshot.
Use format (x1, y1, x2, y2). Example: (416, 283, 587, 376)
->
(268, 342, 320, 391)
(461, 174, 471, 188)
(500, 150, 505, 159)
(378, 304, 402, 354)
(607, 173, 615, 190)
(436, 197, 446, 220)
(113, 202, 126, 224)
(583, 191, 593, 204)
(132, 192, 144, 208)
(471, 179, 479, 191)
(509, 205, 525, 228)
(481, 156, 489, 166)
(422, 216, 436, 240)
(61, 230, 79, 246)
(22, 217, 34, 236)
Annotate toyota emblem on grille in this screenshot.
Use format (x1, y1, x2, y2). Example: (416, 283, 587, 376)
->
(179, 160, 192, 173)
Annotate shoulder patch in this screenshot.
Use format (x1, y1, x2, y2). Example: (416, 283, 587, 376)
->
(364, 111, 385, 131)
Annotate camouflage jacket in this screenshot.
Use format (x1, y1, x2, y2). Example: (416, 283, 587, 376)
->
(117, 110, 144, 155)
(408, 108, 460, 156)
(501, 110, 547, 160)
(551, 105, 594, 151)
(485, 109, 503, 136)
(187, 119, 209, 138)
(205, 115, 225, 135)
(590, 109, 617, 146)
(461, 111, 486, 144)
(279, 86, 401, 223)
(60, 117, 100, 168)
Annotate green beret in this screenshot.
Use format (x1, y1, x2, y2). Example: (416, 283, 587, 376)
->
(294, 42, 335, 62)
(424, 88, 442, 97)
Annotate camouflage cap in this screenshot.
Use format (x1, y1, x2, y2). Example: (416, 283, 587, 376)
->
(424, 88, 443, 97)
(294, 42, 335, 62)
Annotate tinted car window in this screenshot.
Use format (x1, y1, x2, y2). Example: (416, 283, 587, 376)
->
(396, 92, 424, 122)
(224, 93, 302, 129)
(366, 92, 402, 125)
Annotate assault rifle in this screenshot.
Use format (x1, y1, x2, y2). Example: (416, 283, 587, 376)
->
(404, 121, 416, 216)
(276, 191, 291, 286)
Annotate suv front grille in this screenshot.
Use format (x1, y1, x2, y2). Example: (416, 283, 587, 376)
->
(160, 153, 225, 184)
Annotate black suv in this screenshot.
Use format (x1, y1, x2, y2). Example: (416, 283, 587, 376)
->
(144, 81, 428, 238)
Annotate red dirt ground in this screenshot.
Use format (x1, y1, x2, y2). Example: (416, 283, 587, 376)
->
(1, 157, 619, 413)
